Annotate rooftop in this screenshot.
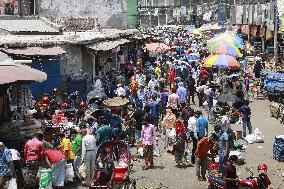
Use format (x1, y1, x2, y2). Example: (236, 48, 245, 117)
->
(0, 19, 60, 34)
(0, 29, 139, 47)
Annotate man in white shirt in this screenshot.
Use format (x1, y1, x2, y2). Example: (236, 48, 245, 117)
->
(115, 84, 126, 97)
(167, 89, 180, 116)
(82, 129, 97, 186)
(188, 112, 198, 164)
(9, 148, 24, 188)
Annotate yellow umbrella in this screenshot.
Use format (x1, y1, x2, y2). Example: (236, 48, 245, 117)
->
(203, 55, 219, 68)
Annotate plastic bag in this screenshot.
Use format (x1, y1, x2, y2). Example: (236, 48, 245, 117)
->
(153, 138, 160, 157)
(185, 146, 191, 163)
(78, 162, 86, 179)
(245, 134, 256, 144)
(7, 178, 17, 189)
(254, 128, 264, 143)
(39, 169, 52, 189)
(65, 163, 74, 182)
(138, 147, 143, 157)
(245, 128, 264, 144)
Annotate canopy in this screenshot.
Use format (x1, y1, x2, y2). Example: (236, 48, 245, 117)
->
(0, 52, 47, 85)
(203, 54, 240, 69)
(144, 43, 171, 53)
(0, 47, 66, 56)
(87, 39, 130, 51)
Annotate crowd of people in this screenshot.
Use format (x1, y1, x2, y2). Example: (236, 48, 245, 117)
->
(0, 27, 261, 189)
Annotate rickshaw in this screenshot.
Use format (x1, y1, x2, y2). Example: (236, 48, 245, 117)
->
(89, 140, 136, 189)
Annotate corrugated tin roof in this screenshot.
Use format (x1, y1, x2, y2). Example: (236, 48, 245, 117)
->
(0, 47, 66, 56)
(86, 38, 130, 51)
(0, 20, 59, 33)
(0, 52, 47, 85)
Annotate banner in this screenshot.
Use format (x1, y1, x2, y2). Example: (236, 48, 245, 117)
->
(278, 0, 284, 32)
(236, 6, 243, 24)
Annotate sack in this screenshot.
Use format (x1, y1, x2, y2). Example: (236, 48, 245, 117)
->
(245, 134, 256, 144)
(6, 178, 17, 189)
(39, 169, 52, 189)
(245, 128, 264, 144)
(65, 163, 75, 182)
(78, 162, 86, 179)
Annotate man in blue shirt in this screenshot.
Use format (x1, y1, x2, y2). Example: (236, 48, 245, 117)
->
(196, 111, 208, 140)
(177, 82, 188, 107)
(149, 96, 160, 127)
(238, 100, 252, 137)
(0, 142, 13, 188)
(159, 88, 169, 118)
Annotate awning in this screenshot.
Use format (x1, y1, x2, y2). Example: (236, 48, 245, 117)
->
(86, 39, 130, 51)
(0, 52, 47, 85)
(0, 47, 66, 56)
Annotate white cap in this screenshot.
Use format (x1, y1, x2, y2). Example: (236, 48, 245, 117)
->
(0, 142, 4, 146)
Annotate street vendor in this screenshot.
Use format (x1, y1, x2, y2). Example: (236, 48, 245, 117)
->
(195, 133, 218, 181)
(43, 149, 67, 189)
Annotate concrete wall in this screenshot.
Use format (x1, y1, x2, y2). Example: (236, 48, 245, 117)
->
(60, 45, 83, 90)
(38, 0, 127, 28)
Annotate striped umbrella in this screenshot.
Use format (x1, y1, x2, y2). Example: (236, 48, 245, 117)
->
(208, 41, 243, 58)
(203, 54, 240, 69)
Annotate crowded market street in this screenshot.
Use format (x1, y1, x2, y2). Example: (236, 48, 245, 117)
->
(69, 98, 284, 189)
(1, 1, 284, 189)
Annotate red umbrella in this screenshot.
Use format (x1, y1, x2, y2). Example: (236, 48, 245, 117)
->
(144, 43, 171, 53)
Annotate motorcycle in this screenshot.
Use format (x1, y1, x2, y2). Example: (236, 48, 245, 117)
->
(207, 163, 271, 189)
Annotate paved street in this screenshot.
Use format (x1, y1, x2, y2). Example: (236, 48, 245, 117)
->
(72, 98, 284, 189)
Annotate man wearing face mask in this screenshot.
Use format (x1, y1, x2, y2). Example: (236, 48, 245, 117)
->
(0, 142, 14, 188)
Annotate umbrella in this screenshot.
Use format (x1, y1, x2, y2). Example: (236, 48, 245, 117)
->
(208, 33, 243, 48)
(217, 94, 240, 103)
(144, 43, 171, 53)
(208, 41, 243, 58)
(203, 55, 240, 69)
(187, 54, 199, 62)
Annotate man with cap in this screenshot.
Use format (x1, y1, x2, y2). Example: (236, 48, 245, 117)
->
(115, 84, 126, 97)
(0, 142, 14, 188)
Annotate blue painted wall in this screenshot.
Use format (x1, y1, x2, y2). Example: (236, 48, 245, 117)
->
(28, 59, 61, 97)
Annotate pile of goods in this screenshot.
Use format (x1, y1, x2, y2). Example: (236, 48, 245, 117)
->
(273, 135, 284, 162)
(263, 71, 284, 101)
